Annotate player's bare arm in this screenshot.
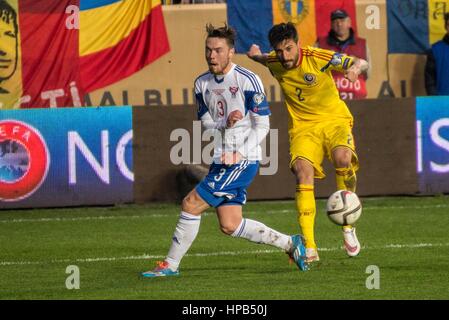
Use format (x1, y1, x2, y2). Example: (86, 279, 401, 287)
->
(345, 58, 369, 82)
(221, 110, 244, 165)
(226, 109, 243, 128)
(246, 44, 269, 66)
(221, 151, 243, 165)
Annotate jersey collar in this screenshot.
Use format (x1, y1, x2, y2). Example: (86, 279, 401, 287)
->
(213, 63, 236, 84)
(214, 75, 225, 83)
(297, 49, 303, 67)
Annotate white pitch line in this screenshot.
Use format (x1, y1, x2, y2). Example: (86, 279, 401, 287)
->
(1, 203, 448, 224)
(1, 243, 448, 267)
(0, 215, 162, 224)
(0, 212, 217, 223)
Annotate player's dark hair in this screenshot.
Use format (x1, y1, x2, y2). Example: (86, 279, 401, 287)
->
(268, 22, 298, 48)
(206, 23, 236, 48)
(445, 12, 449, 27)
(0, 0, 18, 31)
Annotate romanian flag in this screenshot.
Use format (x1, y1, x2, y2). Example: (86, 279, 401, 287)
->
(0, 0, 169, 109)
(227, 0, 357, 54)
(79, 0, 169, 92)
(387, 0, 449, 54)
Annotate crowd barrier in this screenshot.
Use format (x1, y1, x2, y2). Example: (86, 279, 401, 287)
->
(1, 97, 448, 208)
(0, 107, 133, 208)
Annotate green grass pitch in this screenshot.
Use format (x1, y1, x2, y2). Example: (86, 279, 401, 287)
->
(1, 196, 449, 300)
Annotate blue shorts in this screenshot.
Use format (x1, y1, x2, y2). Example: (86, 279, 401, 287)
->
(196, 160, 259, 208)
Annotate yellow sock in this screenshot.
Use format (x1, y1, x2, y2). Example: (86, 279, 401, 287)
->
(295, 184, 316, 249)
(335, 166, 357, 192)
(335, 167, 357, 229)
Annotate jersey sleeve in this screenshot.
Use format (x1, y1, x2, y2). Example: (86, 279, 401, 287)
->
(315, 47, 354, 74)
(194, 79, 208, 120)
(242, 73, 271, 116)
(237, 113, 270, 157)
(266, 51, 282, 78)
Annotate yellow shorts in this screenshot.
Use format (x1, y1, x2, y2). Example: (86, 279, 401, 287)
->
(289, 119, 359, 179)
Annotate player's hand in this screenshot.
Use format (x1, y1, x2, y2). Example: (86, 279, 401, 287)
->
(344, 58, 368, 83)
(226, 110, 243, 128)
(221, 152, 243, 165)
(344, 67, 360, 83)
(246, 44, 262, 59)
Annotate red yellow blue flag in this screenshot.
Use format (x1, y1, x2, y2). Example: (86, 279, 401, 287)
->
(79, 0, 170, 92)
(227, 0, 357, 54)
(387, 0, 449, 54)
(0, 0, 169, 109)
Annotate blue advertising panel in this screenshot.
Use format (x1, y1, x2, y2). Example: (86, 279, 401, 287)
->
(0, 107, 133, 208)
(416, 97, 449, 194)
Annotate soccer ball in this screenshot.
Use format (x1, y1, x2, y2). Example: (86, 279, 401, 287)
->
(326, 190, 362, 226)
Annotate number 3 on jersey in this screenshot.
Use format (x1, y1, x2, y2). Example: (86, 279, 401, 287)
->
(214, 168, 226, 181)
(217, 101, 225, 117)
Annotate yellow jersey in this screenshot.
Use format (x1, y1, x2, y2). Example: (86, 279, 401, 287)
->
(266, 46, 354, 129)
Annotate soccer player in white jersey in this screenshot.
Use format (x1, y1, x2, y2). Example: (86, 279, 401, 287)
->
(141, 23, 309, 277)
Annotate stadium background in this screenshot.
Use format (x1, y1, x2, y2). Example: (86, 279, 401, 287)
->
(1, 0, 449, 303)
(1, 0, 449, 208)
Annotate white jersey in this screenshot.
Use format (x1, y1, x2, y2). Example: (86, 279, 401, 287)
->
(194, 63, 271, 162)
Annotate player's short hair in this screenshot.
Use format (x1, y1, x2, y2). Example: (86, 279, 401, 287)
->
(445, 12, 449, 27)
(205, 23, 236, 48)
(0, 0, 18, 30)
(268, 22, 298, 48)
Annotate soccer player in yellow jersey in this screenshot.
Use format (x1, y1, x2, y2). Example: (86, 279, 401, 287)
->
(247, 22, 369, 262)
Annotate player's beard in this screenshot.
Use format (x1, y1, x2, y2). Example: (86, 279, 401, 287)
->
(281, 52, 299, 70)
(208, 57, 231, 75)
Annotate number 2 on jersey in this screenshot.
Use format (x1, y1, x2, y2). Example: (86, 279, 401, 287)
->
(296, 88, 305, 102)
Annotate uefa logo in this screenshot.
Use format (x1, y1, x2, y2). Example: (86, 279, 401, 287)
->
(0, 120, 50, 202)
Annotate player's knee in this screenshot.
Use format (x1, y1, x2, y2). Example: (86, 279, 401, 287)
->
(181, 194, 198, 214)
(219, 222, 238, 235)
(333, 149, 353, 168)
(334, 155, 352, 168)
